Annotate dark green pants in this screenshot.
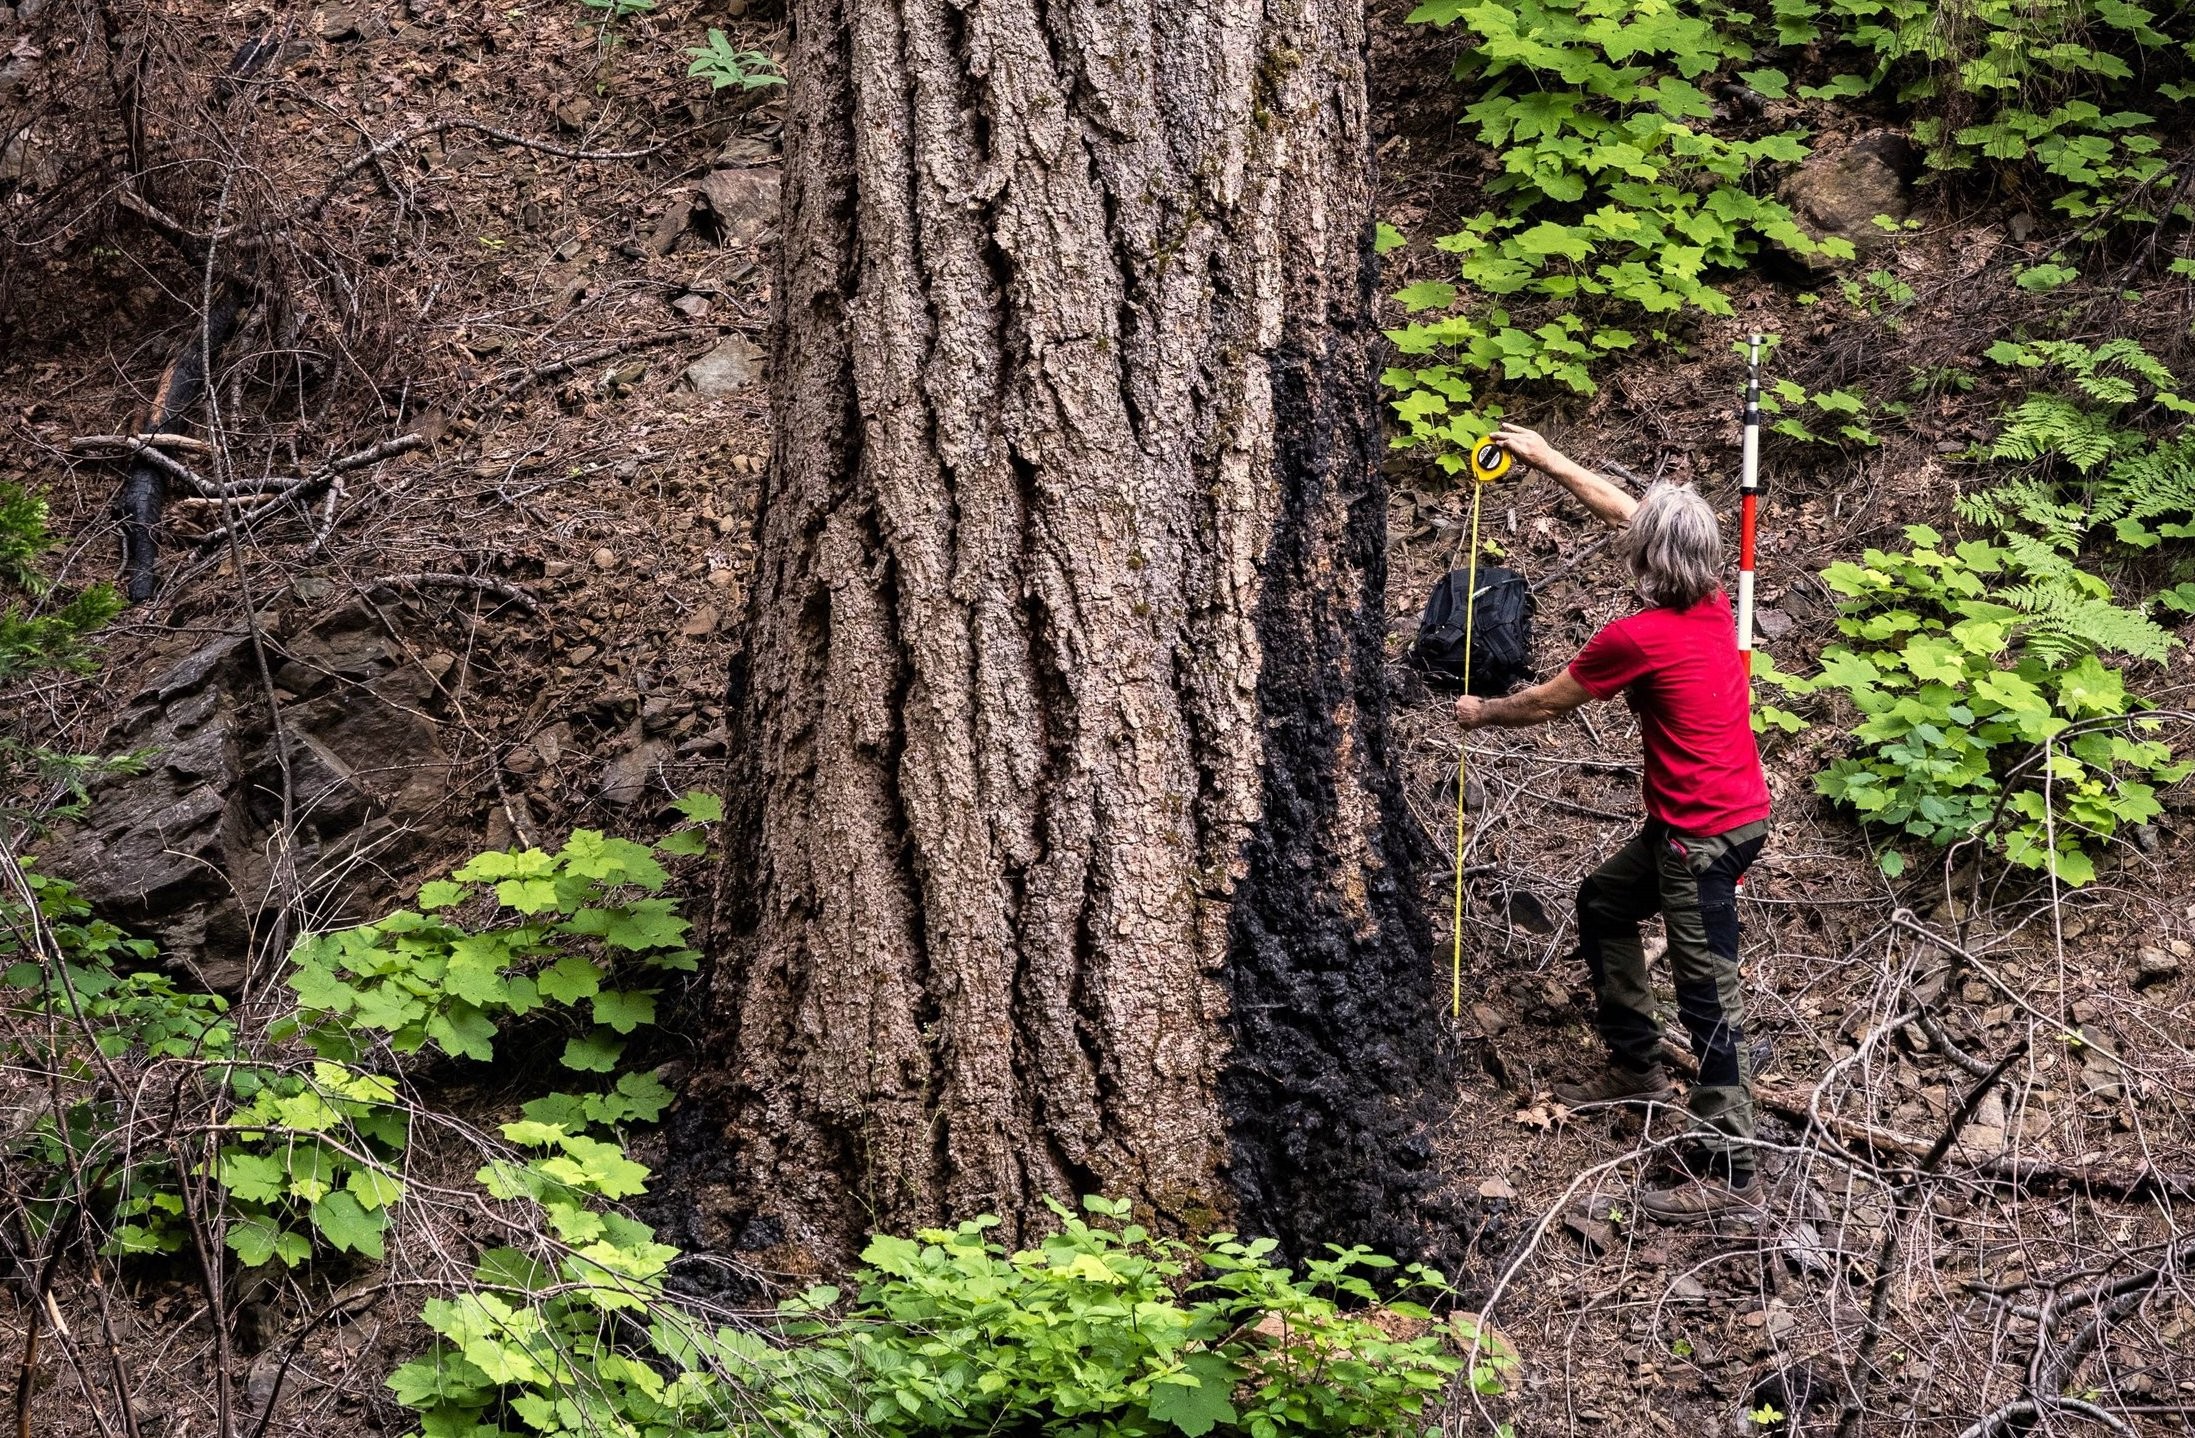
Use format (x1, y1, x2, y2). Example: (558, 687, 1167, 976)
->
(1577, 818, 1769, 1161)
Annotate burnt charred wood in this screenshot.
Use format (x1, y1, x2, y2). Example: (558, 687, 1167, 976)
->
(115, 280, 247, 602)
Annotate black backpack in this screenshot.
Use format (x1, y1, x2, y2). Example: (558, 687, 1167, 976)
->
(1409, 566, 1536, 696)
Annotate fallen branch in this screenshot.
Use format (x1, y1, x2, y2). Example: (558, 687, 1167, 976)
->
(1751, 1082, 2195, 1200)
(1835, 1041, 2028, 1438)
(1957, 1396, 2141, 1438)
(500, 328, 716, 386)
(300, 119, 664, 224)
(368, 573, 539, 613)
(158, 434, 428, 543)
(68, 433, 212, 455)
(114, 281, 249, 601)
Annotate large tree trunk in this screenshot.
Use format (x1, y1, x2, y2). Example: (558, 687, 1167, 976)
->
(683, 0, 1463, 1267)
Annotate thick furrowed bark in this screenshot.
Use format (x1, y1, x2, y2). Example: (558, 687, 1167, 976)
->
(683, 0, 1461, 1268)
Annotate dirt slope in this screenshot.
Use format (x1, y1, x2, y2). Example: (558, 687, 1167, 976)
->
(2, 0, 2194, 1431)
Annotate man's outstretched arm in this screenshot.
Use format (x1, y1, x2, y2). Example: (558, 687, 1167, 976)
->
(1494, 423, 1637, 527)
(1454, 670, 1594, 730)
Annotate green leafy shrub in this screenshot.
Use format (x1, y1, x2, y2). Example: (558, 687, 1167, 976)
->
(211, 1061, 411, 1266)
(385, 1111, 709, 1437)
(686, 29, 784, 90)
(1761, 378, 1880, 448)
(0, 484, 119, 683)
(1387, 0, 1831, 463)
(284, 795, 719, 1075)
(0, 484, 125, 821)
(1765, 527, 2184, 881)
(771, 1198, 1458, 1438)
(1382, 0, 2187, 465)
(1, 792, 713, 1273)
(1773, 0, 2183, 222)
(395, 1193, 1464, 1438)
(0, 862, 236, 1253)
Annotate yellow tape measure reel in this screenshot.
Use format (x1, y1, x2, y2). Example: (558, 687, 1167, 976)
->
(1469, 440, 1514, 486)
(1450, 439, 1510, 1017)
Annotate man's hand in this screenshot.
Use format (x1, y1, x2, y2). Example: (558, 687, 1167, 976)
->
(1491, 421, 1637, 526)
(1454, 672, 1594, 731)
(1492, 422, 1562, 474)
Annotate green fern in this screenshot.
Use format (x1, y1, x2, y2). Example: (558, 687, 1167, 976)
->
(1989, 532, 2175, 662)
(1969, 339, 2195, 554)
(1955, 475, 2091, 552)
(2092, 433, 2195, 549)
(2000, 584, 2176, 663)
(1987, 394, 2125, 471)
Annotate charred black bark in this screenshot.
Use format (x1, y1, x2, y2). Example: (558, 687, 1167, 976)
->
(1217, 221, 1469, 1273)
(115, 280, 246, 603)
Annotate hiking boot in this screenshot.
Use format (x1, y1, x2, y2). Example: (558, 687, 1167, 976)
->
(1637, 1173, 1764, 1225)
(1552, 1064, 1678, 1111)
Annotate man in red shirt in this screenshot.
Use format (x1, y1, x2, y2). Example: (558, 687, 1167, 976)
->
(1453, 423, 1771, 1222)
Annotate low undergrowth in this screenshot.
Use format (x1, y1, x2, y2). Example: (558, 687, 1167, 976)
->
(1, 804, 1468, 1438)
(1383, 0, 2190, 464)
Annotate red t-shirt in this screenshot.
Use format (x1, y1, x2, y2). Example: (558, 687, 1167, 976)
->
(1567, 590, 1771, 837)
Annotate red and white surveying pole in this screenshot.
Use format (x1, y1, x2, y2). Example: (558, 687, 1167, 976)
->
(1736, 333, 1763, 675)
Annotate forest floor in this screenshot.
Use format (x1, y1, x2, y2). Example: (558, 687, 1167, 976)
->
(5, 0, 2195, 1433)
(1369, 4, 2195, 1433)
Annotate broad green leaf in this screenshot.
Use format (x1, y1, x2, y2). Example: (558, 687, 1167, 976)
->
(1393, 280, 1458, 312)
(219, 1151, 288, 1204)
(310, 1190, 387, 1258)
(1146, 1354, 1242, 1437)
(495, 877, 560, 913)
(536, 956, 603, 1005)
(288, 962, 356, 1014)
(501, 1119, 570, 1148)
(2058, 655, 2126, 717)
(1512, 222, 1592, 261)
(591, 988, 657, 1035)
(562, 1029, 625, 1073)
(427, 1001, 499, 1062)
(226, 1214, 284, 1268)
(416, 880, 466, 910)
(347, 1166, 406, 1211)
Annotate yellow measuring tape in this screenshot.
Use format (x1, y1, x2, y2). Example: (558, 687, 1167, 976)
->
(1453, 439, 1512, 1018)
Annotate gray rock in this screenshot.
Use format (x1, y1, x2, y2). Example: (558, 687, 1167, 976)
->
(2136, 946, 2181, 986)
(2078, 1030, 2125, 1101)
(149, 631, 250, 700)
(1506, 890, 1556, 934)
(713, 132, 776, 168)
(1776, 130, 1917, 267)
(599, 738, 670, 807)
(682, 335, 761, 397)
(694, 167, 780, 249)
(51, 612, 458, 990)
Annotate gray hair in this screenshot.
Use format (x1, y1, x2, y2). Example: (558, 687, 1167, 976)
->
(1620, 481, 1722, 609)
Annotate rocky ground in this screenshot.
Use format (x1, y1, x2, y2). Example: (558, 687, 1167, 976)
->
(4, 0, 2195, 1433)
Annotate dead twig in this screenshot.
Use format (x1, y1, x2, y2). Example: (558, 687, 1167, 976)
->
(1835, 1041, 2030, 1438)
(367, 573, 539, 613)
(299, 119, 666, 224)
(67, 433, 212, 454)
(1751, 1081, 2195, 1200)
(501, 328, 720, 386)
